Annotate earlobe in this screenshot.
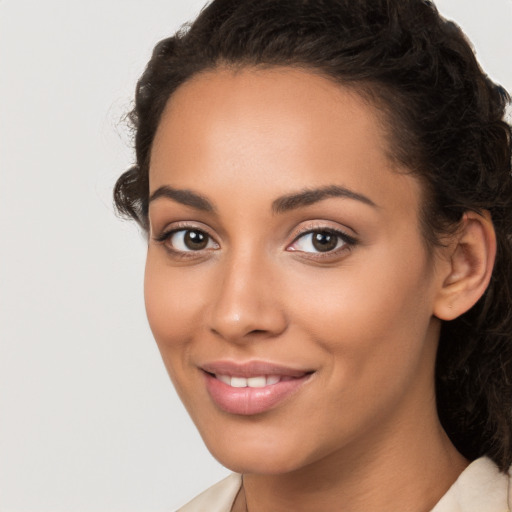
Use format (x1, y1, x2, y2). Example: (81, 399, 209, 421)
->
(434, 211, 496, 321)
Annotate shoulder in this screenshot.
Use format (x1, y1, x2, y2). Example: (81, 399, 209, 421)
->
(431, 457, 512, 512)
(176, 473, 242, 512)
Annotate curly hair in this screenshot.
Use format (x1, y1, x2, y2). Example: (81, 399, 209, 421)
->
(114, 0, 512, 470)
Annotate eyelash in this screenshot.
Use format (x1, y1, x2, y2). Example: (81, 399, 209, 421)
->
(287, 226, 357, 259)
(153, 223, 218, 260)
(154, 224, 357, 260)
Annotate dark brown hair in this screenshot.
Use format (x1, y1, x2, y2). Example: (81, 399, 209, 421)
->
(114, 0, 512, 470)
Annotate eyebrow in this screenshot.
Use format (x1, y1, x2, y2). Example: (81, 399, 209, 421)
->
(149, 186, 215, 212)
(271, 185, 378, 214)
(148, 184, 377, 214)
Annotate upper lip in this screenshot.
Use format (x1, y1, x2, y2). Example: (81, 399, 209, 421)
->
(200, 360, 314, 378)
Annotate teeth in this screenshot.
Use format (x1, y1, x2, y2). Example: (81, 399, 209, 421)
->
(230, 377, 248, 388)
(247, 376, 266, 388)
(216, 375, 282, 388)
(217, 374, 231, 385)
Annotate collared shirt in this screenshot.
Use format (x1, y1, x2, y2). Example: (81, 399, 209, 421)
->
(177, 457, 511, 512)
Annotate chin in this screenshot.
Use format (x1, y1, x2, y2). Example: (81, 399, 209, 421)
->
(211, 446, 307, 475)
(197, 419, 319, 475)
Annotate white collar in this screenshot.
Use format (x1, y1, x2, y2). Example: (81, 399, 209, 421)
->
(431, 457, 511, 512)
(178, 457, 511, 512)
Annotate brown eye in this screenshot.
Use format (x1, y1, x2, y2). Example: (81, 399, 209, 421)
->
(288, 228, 356, 255)
(164, 229, 219, 252)
(184, 230, 208, 250)
(312, 231, 338, 252)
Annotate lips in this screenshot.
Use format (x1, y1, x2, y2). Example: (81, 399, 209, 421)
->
(201, 361, 313, 415)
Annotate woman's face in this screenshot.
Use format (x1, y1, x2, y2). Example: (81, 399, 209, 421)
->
(145, 67, 447, 474)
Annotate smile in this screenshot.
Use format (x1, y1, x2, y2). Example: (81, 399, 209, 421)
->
(201, 361, 314, 415)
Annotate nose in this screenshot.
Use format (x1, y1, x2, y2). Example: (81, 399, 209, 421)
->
(206, 251, 288, 343)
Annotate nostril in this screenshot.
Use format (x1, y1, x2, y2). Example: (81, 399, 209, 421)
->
(210, 327, 268, 337)
(207, 294, 288, 341)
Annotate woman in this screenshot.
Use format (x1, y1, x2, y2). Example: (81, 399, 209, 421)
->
(114, 0, 512, 510)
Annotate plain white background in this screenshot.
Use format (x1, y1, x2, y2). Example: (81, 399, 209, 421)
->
(0, 1, 511, 510)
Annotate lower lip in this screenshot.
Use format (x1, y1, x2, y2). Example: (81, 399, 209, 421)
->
(204, 372, 311, 415)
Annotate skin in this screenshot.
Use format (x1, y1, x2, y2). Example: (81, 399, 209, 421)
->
(145, 67, 473, 511)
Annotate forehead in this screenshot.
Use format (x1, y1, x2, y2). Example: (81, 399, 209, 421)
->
(152, 67, 389, 168)
(149, 66, 421, 216)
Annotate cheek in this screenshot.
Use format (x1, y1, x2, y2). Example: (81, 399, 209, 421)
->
(144, 252, 206, 364)
(286, 244, 437, 379)
(144, 253, 208, 406)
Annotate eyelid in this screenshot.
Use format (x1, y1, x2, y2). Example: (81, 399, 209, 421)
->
(153, 222, 220, 258)
(288, 221, 357, 244)
(286, 223, 358, 256)
(153, 221, 217, 242)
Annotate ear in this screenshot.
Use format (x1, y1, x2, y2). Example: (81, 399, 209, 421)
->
(434, 210, 496, 321)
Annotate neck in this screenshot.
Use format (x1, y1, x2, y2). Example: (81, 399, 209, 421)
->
(237, 400, 468, 512)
